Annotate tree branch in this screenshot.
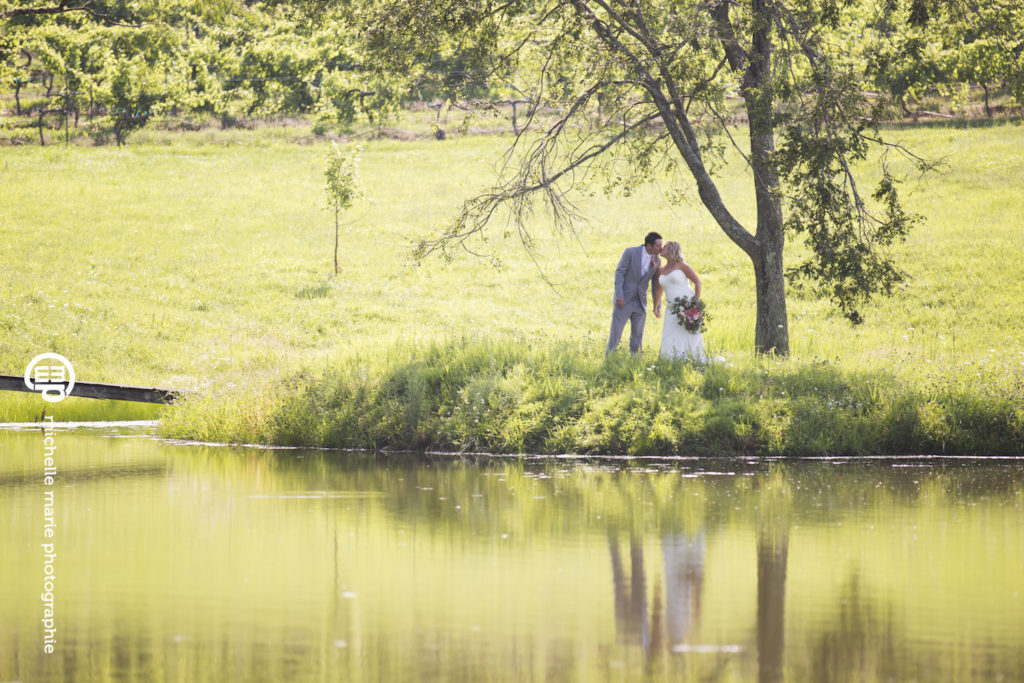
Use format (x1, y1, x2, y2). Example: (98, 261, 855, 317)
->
(1, 0, 140, 26)
(414, 110, 661, 259)
(589, 0, 660, 55)
(710, 0, 749, 74)
(570, 0, 758, 255)
(568, 0, 660, 84)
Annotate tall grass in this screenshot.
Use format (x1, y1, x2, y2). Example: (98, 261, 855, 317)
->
(159, 339, 1024, 455)
(1, 120, 1022, 451)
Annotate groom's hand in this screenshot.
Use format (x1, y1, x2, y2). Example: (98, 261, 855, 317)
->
(615, 297, 625, 308)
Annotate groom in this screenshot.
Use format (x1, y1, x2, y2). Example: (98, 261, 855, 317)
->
(606, 231, 663, 355)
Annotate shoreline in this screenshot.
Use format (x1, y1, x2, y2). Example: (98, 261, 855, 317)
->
(155, 342, 1024, 457)
(2, 420, 1021, 459)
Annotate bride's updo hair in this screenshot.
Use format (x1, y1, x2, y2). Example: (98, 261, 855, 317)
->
(662, 241, 684, 263)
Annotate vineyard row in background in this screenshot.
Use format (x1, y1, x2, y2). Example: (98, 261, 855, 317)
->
(2, 0, 1021, 146)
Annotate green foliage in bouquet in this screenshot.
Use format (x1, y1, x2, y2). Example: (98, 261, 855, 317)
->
(669, 296, 709, 334)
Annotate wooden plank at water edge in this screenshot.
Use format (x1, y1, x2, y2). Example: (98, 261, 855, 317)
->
(0, 375, 181, 404)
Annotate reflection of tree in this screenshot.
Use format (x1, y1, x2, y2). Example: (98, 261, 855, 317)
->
(757, 466, 791, 683)
(757, 529, 788, 683)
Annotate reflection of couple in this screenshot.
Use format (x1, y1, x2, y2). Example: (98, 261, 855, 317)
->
(608, 531, 706, 652)
(606, 231, 708, 362)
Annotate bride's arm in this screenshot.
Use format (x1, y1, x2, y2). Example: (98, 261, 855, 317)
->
(652, 278, 663, 316)
(681, 262, 702, 300)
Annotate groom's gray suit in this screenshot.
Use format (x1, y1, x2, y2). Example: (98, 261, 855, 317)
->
(606, 245, 659, 355)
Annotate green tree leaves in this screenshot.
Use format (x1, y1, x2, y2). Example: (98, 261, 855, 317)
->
(0, 0, 423, 142)
(325, 142, 364, 274)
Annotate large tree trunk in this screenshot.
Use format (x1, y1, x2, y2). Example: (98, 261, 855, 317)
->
(746, 0, 789, 356)
(747, 128, 789, 355)
(704, 0, 790, 356)
(751, 241, 789, 355)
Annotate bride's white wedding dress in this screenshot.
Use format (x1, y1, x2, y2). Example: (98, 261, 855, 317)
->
(659, 269, 708, 363)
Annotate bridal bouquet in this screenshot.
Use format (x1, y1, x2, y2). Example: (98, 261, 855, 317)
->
(669, 296, 709, 333)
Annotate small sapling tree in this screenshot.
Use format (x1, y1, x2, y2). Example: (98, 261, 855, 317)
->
(324, 142, 363, 275)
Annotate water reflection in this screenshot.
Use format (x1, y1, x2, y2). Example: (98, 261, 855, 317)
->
(607, 531, 706, 653)
(1, 429, 1023, 682)
(757, 526, 787, 683)
(664, 531, 705, 651)
(807, 573, 901, 683)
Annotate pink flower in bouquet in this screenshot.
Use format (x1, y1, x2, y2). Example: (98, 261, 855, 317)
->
(670, 295, 709, 333)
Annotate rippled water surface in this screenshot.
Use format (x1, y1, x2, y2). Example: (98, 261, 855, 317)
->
(1, 425, 1023, 682)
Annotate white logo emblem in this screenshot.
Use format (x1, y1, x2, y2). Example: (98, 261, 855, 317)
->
(24, 353, 76, 403)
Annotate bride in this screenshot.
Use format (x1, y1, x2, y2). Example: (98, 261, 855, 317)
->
(654, 241, 708, 363)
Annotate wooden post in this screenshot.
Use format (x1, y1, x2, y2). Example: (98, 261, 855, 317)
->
(0, 375, 181, 404)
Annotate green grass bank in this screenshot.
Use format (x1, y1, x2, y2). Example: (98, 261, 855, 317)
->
(160, 340, 1024, 456)
(1, 120, 1023, 453)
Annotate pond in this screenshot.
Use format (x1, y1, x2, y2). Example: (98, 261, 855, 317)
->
(1, 424, 1022, 682)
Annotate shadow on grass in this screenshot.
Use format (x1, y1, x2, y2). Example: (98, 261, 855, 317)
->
(879, 115, 1024, 132)
(295, 281, 332, 299)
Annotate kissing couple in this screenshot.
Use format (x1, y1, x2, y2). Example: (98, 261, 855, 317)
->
(606, 231, 708, 363)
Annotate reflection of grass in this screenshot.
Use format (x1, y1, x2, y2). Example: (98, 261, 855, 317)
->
(807, 574, 901, 683)
(1, 122, 1022, 445)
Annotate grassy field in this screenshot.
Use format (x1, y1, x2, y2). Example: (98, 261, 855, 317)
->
(0, 119, 1022, 453)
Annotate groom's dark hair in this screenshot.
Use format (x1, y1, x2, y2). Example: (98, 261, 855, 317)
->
(644, 231, 662, 246)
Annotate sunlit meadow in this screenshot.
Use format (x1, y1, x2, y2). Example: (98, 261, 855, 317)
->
(1, 120, 1022, 452)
